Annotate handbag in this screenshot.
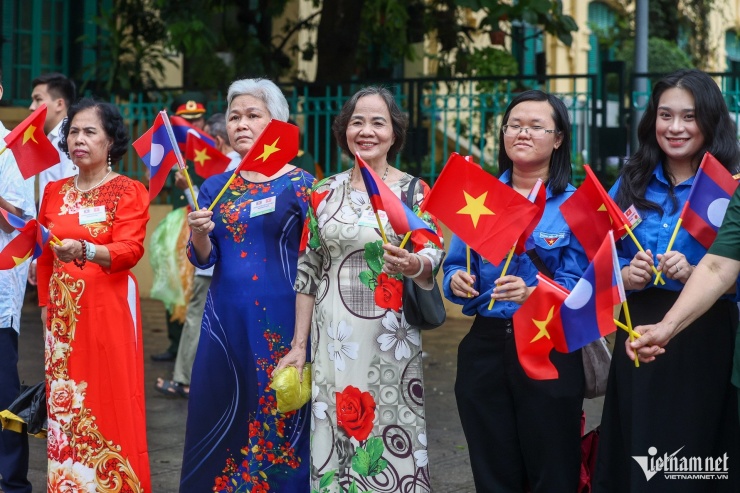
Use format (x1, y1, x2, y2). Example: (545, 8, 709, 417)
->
(581, 337, 611, 399)
(401, 177, 446, 330)
(525, 250, 611, 397)
(0, 381, 47, 438)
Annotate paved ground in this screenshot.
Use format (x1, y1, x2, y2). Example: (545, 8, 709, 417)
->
(15, 294, 602, 492)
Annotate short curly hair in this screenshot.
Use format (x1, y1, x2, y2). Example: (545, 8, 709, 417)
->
(332, 86, 408, 162)
(59, 98, 129, 163)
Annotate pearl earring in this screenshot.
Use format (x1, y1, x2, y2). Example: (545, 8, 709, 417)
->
(107, 153, 112, 172)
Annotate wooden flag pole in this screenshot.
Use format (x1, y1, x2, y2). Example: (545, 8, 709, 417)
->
(624, 224, 665, 285)
(613, 318, 641, 339)
(487, 245, 516, 310)
(622, 300, 639, 368)
(207, 173, 238, 212)
(0, 146, 6, 158)
(160, 111, 199, 210)
(653, 218, 683, 286)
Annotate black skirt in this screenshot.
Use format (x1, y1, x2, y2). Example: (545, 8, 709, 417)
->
(594, 289, 740, 493)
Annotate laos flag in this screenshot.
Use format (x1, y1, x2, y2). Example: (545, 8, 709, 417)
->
(559, 231, 623, 352)
(356, 155, 442, 247)
(680, 152, 738, 249)
(132, 113, 179, 202)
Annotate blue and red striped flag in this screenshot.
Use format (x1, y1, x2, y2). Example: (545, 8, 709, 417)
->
(680, 152, 739, 249)
(559, 231, 623, 351)
(132, 113, 180, 202)
(356, 155, 442, 247)
(169, 115, 216, 151)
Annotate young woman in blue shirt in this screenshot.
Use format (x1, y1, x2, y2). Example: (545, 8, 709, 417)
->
(443, 90, 589, 492)
(594, 69, 740, 493)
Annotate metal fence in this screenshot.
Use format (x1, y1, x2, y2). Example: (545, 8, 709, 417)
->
(116, 75, 599, 204)
(119, 71, 740, 204)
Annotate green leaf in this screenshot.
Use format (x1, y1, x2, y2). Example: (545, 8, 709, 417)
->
(368, 457, 389, 477)
(364, 240, 385, 274)
(352, 447, 371, 476)
(365, 437, 385, 462)
(348, 481, 359, 493)
(319, 470, 335, 489)
(358, 270, 376, 289)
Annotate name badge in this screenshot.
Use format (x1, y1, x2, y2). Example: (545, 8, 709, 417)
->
(79, 206, 106, 225)
(358, 209, 388, 228)
(250, 196, 277, 217)
(623, 204, 642, 238)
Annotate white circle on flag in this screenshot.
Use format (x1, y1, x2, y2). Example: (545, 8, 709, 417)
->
(707, 198, 730, 228)
(564, 279, 592, 309)
(150, 143, 164, 169)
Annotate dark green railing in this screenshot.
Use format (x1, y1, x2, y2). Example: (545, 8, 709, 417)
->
(116, 75, 600, 203)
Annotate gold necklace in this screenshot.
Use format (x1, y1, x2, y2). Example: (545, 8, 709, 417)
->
(345, 165, 390, 216)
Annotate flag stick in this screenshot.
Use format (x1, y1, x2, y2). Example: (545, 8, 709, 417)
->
(624, 224, 665, 285)
(466, 246, 472, 297)
(613, 319, 641, 339)
(160, 111, 199, 210)
(0, 145, 6, 158)
(487, 245, 516, 310)
(622, 300, 639, 368)
(207, 174, 238, 212)
(399, 231, 412, 249)
(653, 217, 683, 285)
(374, 212, 389, 244)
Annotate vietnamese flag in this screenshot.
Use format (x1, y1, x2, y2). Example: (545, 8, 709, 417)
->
(3, 104, 60, 179)
(559, 232, 622, 352)
(560, 165, 630, 260)
(679, 152, 738, 249)
(356, 155, 442, 247)
(186, 132, 231, 179)
(132, 113, 179, 202)
(423, 152, 538, 265)
(512, 274, 570, 380)
(235, 120, 299, 177)
(515, 178, 547, 255)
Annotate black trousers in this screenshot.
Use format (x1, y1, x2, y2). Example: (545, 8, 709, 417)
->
(0, 327, 31, 493)
(455, 315, 584, 493)
(594, 289, 740, 493)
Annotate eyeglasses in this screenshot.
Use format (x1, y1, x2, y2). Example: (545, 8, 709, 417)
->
(501, 125, 558, 137)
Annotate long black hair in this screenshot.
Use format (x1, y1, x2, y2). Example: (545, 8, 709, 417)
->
(498, 90, 572, 195)
(615, 69, 740, 213)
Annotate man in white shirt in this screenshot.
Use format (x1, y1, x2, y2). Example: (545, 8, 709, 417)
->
(0, 68, 36, 493)
(28, 73, 77, 285)
(29, 72, 77, 211)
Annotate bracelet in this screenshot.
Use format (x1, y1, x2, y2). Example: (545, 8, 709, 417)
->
(73, 239, 87, 269)
(86, 242, 97, 261)
(407, 254, 425, 279)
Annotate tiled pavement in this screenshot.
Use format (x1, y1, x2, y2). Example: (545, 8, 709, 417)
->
(16, 295, 602, 492)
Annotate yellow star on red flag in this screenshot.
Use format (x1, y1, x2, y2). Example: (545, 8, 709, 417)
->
(22, 125, 39, 145)
(194, 148, 211, 167)
(254, 138, 281, 162)
(530, 305, 555, 343)
(457, 191, 495, 228)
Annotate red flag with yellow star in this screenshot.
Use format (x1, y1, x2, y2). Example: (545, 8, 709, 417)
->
(423, 153, 539, 265)
(185, 132, 231, 179)
(3, 104, 60, 179)
(560, 165, 630, 260)
(512, 274, 569, 380)
(235, 119, 299, 177)
(0, 209, 37, 270)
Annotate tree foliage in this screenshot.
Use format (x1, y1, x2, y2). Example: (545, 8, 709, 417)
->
(80, 0, 177, 96)
(90, 0, 580, 92)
